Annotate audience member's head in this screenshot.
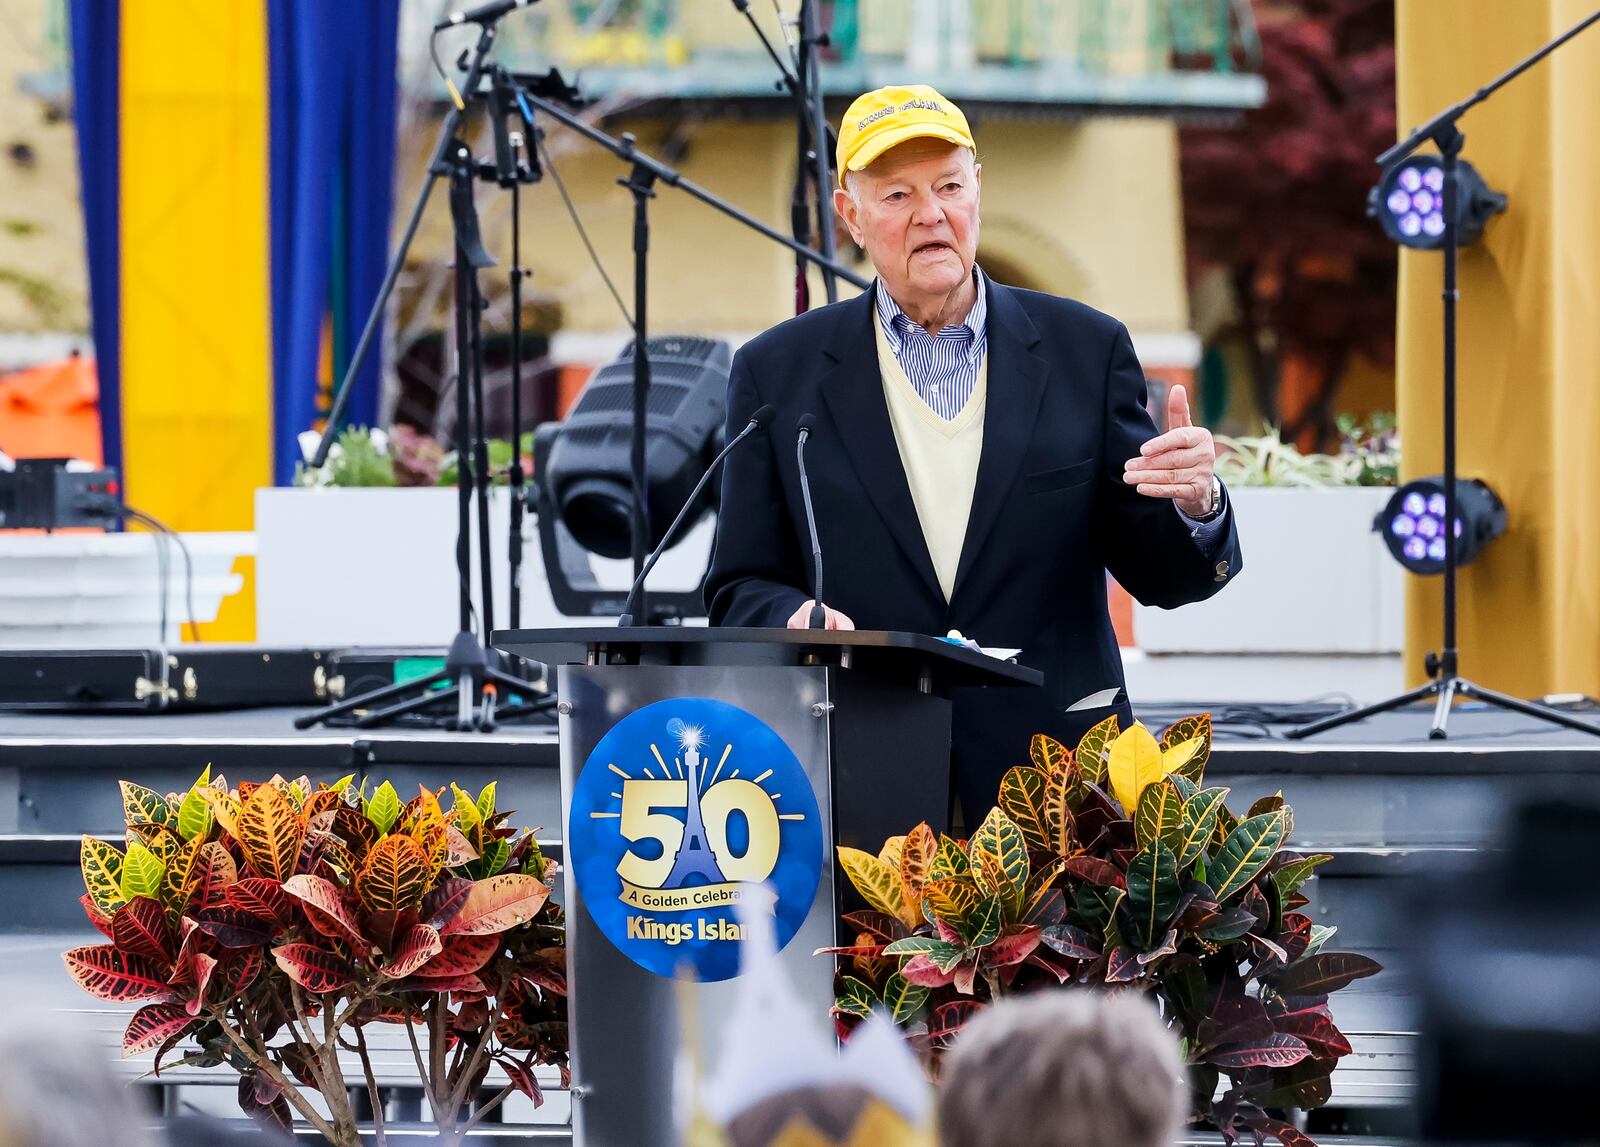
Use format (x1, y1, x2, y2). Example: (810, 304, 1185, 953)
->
(0, 1020, 163, 1147)
(936, 990, 1189, 1147)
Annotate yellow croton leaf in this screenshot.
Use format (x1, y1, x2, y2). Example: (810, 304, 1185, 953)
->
(1107, 723, 1171, 814)
(1162, 735, 1206, 779)
(836, 846, 916, 930)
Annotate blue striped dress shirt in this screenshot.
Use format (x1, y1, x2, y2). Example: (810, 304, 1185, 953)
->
(874, 268, 988, 420)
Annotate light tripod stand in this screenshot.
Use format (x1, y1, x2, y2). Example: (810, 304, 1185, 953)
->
(1290, 11, 1600, 741)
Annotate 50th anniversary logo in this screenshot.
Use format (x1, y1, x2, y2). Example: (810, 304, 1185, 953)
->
(567, 697, 824, 980)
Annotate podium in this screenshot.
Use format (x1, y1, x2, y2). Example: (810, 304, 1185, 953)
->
(493, 627, 1040, 1147)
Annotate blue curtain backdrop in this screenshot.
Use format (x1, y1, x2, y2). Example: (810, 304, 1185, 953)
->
(269, 0, 400, 484)
(67, 0, 121, 475)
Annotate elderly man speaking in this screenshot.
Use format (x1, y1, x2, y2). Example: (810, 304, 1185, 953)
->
(705, 85, 1242, 820)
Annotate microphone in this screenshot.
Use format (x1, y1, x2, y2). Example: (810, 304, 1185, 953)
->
(434, 0, 537, 31)
(617, 404, 777, 627)
(795, 414, 827, 630)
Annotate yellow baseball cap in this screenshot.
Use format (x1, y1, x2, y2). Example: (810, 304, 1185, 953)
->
(835, 84, 974, 185)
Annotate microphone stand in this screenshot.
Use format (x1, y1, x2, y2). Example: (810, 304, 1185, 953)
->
(297, 30, 556, 732)
(796, 420, 826, 630)
(510, 86, 867, 630)
(732, 0, 841, 312)
(616, 410, 772, 627)
(1290, 9, 1600, 742)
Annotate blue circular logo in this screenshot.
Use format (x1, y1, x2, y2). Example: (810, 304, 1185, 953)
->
(568, 697, 824, 981)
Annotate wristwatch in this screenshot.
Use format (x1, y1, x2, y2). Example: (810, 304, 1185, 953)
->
(1196, 475, 1223, 522)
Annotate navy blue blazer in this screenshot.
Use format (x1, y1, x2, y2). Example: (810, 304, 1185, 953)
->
(704, 279, 1242, 820)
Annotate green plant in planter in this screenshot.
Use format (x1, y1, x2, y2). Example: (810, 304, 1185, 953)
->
(1336, 412, 1399, 487)
(64, 770, 567, 1147)
(1214, 426, 1357, 488)
(821, 716, 1379, 1147)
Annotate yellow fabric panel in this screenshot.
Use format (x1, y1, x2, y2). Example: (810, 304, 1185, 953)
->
(193, 555, 258, 643)
(119, 0, 272, 532)
(1396, 0, 1600, 696)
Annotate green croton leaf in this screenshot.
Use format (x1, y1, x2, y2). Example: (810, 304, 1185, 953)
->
(1177, 787, 1231, 870)
(120, 781, 175, 829)
(119, 841, 165, 902)
(176, 785, 214, 842)
(883, 971, 929, 1024)
(1122, 841, 1180, 951)
(1210, 809, 1290, 902)
(1134, 777, 1186, 852)
(367, 781, 402, 835)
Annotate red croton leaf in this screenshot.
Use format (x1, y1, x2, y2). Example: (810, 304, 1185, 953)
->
(985, 925, 1042, 968)
(1274, 1009, 1353, 1058)
(497, 1055, 543, 1105)
(401, 972, 487, 995)
(900, 954, 958, 989)
(282, 873, 366, 946)
(841, 910, 909, 943)
(63, 945, 174, 1002)
(1210, 1031, 1313, 1069)
(1272, 952, 1383, 996)
(1105, 945, 1142, 983)
(1241, 1111, 1319, 1147)
(381, 924, 444, 980)
(196, 907, 274, 949)
(226, 878, 293, 925)
(1199, 994, 1275, 1051)
(929, 999, 985, 1049)
(191, 841, 239, 911)
(1062, 855, 1127, 890)
(443, 874, 551, 936)
(419, 933, 503, 977)
(81, 893, 115, 939)
(422, 877, 475, 930)
(238, 1072, 293, 1136)
(113, 896, 175, 964)
(224, 947, 265, 996)
(166, 922, 218, 1016)
(272, 942, 354, 994)
(122, 1002, 194, 1057)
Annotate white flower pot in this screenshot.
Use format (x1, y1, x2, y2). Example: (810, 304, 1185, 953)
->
(1131, 487, 1404, 654)
(255, 487, 713, 646)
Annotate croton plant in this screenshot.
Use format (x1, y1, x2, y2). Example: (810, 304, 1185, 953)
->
(64, 770, 566, 1147)
(822, 715, 1380, 1147)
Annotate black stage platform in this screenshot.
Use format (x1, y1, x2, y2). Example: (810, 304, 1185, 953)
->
(5, 698, 1597, 1137)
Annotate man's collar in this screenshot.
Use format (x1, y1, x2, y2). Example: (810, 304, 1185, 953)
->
(874, 266, 987, 352)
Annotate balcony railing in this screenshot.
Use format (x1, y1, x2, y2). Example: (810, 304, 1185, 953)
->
(491, 0, 1265, 113)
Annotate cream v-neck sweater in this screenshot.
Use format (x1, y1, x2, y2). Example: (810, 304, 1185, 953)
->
(873, 306, 989, 603)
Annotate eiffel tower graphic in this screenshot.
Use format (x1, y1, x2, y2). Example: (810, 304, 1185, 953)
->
(663, 731, 727, 888)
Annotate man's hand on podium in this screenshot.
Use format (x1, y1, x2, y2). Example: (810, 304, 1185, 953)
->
(786, 600, 856, 630)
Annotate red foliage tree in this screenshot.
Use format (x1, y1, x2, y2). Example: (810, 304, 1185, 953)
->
(1181, 0, 1397, 449)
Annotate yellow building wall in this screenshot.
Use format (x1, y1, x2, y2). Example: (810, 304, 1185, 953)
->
(1396, 0, 1600, 695)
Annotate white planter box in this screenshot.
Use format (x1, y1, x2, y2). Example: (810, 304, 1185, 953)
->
(255, 487, 714, 647)
(0, 532, 253, 647)
(1131, 487, 1404, 655)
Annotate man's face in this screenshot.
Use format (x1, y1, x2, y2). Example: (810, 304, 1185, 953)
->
(834, 138, 981, 306)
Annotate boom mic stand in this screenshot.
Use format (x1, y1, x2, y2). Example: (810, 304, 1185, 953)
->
(732, 0, 841, 313)
(508, 84, 867, 626)
(296, 26, 573, 730)
(1290, 10, 1600, 742)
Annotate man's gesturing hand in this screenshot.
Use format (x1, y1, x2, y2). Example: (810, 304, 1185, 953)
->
(1123, 384, 1217, 518)
(786, 600, 856, 630)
